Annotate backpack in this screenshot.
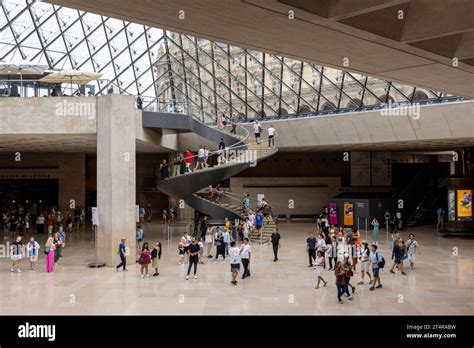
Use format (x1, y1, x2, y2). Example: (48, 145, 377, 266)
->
(116, 247, 121, 256)
(376, 252, 386, 269)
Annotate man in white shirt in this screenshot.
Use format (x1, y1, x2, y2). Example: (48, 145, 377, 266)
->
(267, 125, 276, 148)
(195, 145, 205, 170)
(253, 121, 262, 143)
(229, 241, 241, 285)
(243, 217, 251, 239)
(240, 238, 252, 279)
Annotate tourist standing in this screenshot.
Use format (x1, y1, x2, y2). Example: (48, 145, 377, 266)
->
(27, 236, 40, 271)
(371, 218, 380, 245)
(116, 238, 128, 272)
(223, 218, 232, 255)
(178, 242, 185, 266)
(186, 238, 200, 280)
(327, 234, 338, 270)
(44, 237, 55, 273)
(270, 230, 281, 262)
(230, 113, 237, 135)
(267, 125, 276, 148)
(217, 111, 224, 130)
(406, 233, 420, 270)
(53, 233, 63, 266)
(136, 225, 144, 253)
(138, 242, 151, 278)
(151, 242, 162, 276)
(205, 226, 214, 258)
(229, 241, 240, 285)
(342, 253, 355, 295)
(36, 213, 45, 235)
(214, 231, 225, 260)
(334, 261, 346, 304)
(240, 237, 252, 278)
(10, 236, 23, 273)
(358, 241, 372, 285)
(306, 232, 317, 267)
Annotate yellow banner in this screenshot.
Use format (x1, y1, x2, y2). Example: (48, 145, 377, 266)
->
(344, 203, 354, 226)
(457, 190, 472, 217)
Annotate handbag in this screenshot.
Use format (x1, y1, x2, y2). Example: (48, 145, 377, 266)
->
(346, 269, 354, 277)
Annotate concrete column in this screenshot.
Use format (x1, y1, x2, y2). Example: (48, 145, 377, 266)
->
(96, 95, 136, 266)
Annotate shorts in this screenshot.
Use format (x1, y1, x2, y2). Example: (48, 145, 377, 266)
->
(184, 246, 189, 253)
(372, 267, 380, 278)
(361, 260, 370, 272)
(30, 255, 38, 262)
(315, 265, 323, 277)
(394, 257, 402, 264)
(231, 263, 240, 273)
(255, 133, 260, 138)
(198, 157, 204, 163)
(256, 224, 262, 229)
(11, 254, 22, 261)
(408, 253, 416, 261)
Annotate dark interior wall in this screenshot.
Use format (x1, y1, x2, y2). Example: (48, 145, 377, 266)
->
(391, 162, 451, 187)
(136, 153, 169, 215)
(237, 152, 351, 183)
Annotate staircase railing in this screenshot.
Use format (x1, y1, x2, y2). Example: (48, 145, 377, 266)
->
(158, 119, 279, 181)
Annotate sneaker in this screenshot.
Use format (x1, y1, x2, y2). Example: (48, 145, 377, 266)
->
(339, 300, 344, 304)
(390, 269, 395, 274)
(193, 275, 197, 279)
(141, 275, 145, 278)
(401, 272, 407, 276)
(17, 269, 21, 273)
(186, 275, 189, 280)
(124, 269, 128, 271)
(10, 268, 14, 272)
(146, 274, 150, 278)
(116, 267, 119, 272)
(370, 287, 375, 291)
(376, 284, 383, 289)
(207, 255, 213, 258)
(153, 273, 159, 277)
(369, 279, 373, 285)
(308, 265, 313, 268)
(351, 286, 356, 293)
(409, 265, 413, 270)
(357, 281, 364, 285)
(348, 296, 353, 301)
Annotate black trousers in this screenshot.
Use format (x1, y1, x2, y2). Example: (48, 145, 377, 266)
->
(242, 258, 250, 276)
(116, 255, 126, 270)
(187, 255, 198, 275)
(272, 243, 279, 260)
(308, 249, 316, 266)
(215, 245, 225, 259)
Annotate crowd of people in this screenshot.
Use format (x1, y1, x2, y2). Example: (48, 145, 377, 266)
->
(308, 210, 421, 304)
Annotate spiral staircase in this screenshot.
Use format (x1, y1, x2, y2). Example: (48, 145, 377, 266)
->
(143, 111, 279, 241)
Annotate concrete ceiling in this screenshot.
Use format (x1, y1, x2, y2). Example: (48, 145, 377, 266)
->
(45, 0, 474, 97)
(0, 135, 169, 153)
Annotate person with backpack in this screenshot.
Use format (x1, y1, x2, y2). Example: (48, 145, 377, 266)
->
(406, 233, 420, 270)
(357, 241, 373, 285)
(369, 244, 384, 291)
(151, 242, 162, 276)
(314, 250, 328, 289)
(116, 238, 128, 272)
(27, 236, 40, 271)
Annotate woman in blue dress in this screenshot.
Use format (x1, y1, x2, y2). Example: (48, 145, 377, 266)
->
(371, 218, 380, 245)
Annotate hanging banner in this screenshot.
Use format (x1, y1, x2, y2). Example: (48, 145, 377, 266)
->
(328, 203, 338, 225)
(343, 203, 354, 226)
(448, 190, 455, 221)
(457, 190, 472, 219)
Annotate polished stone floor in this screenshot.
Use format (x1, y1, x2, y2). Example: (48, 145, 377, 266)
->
(0, 221, 473, 315)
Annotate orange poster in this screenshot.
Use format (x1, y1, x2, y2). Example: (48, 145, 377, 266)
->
(343, 203, 354, 226)
(457, 190, 472, 218)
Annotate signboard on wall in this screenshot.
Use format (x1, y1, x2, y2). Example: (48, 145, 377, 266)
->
(457, 189, 472, 220)
(448, 190, 456, 221)
(328, 203, 338, 225)
(343, 203, 354, 226)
